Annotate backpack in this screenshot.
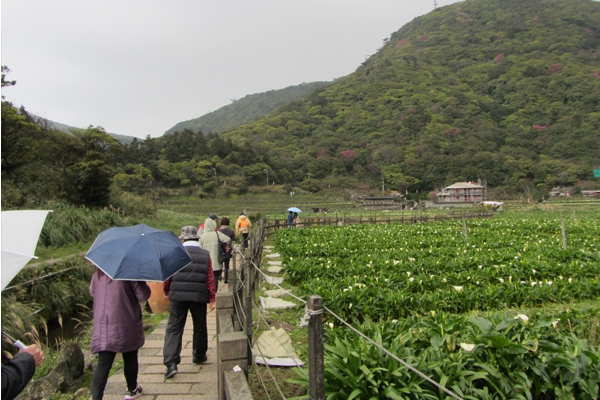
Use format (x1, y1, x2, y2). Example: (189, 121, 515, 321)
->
(240, 218, 248, 232)
(216, 232, 225, 263)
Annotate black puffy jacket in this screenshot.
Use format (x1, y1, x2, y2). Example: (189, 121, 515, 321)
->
(168, 244, 211, 303)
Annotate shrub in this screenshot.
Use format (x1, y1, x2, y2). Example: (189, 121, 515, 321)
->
(300, 178, 321, 193)
(109, 185, 157, 218)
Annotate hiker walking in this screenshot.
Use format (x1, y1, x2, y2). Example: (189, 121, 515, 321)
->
(89, 269, 150, 400)
(235, 212, 251, 250)
(200, 214, 232, 293)
(217, 217, 236, 284)
(163, 226, 215, 379)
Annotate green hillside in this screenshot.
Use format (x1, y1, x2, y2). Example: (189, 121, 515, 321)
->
(222, 0, 600, 191)
(4, 0, 600, 210)
(34, 115, 137, 145)
(164, 81, 330, 135)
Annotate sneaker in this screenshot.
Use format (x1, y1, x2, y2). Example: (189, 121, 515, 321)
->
(164, 364, 178, 379)
(124, 385, 143, 400)
(192, 354, 208, 365)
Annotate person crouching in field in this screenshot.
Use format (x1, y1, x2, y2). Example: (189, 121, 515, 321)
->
(90, 269, 150, 400)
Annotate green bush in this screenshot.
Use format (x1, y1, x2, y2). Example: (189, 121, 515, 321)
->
(108, 184, 157, 218)
(299, 178, 320, 193)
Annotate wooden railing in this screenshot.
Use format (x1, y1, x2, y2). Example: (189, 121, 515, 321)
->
(264, 210, 494, 235)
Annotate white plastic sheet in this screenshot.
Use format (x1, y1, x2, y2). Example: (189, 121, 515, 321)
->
(266, 253, 281, 258)
(252, 327, 297, 358)
(259, 296, 296, 310)
(263, 276, 284, 285)
(255, 357, 304, 367)
(264, 288, 288, 298)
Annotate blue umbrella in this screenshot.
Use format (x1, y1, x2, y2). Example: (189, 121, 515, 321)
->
(287, 207, 302, 213)
(85, 224, 192, 282)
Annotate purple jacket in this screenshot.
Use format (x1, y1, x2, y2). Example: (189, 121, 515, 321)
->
(89, 271, 151, 354)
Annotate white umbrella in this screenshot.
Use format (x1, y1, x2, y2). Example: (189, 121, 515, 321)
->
(1, 210, 51, 289)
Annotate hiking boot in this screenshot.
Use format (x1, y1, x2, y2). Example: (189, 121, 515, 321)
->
(193, 354, 208, 365)
(124, 385, 143, 400)
(164, 364, 178, 379)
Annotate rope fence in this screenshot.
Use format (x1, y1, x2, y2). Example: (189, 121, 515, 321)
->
(221, 216, 467, 400)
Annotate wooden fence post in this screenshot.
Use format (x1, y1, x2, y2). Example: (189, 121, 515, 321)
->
(308, 295, 325, 400)
(229, 249, 237, 294)
(244, 249, 253, 369)
(462, 217, 468, 243)
(562, 221, 567, 250)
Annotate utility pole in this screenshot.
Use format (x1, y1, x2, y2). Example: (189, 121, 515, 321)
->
(382, 176, 385, 194)
(212, 168, 217, 184)
(264, 169, 268, 186)
(139, 163, 143, 179)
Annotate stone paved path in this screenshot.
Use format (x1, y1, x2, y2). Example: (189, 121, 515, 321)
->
(99, 281, 231, 400)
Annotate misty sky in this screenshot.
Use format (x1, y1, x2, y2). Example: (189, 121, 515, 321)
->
(2, 0, 462, 139)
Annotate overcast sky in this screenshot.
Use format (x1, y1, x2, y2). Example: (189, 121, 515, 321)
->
(2, 0, 461, 139)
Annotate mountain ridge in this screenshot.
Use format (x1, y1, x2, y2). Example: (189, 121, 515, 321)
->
(220, 0, 600, 191)
(33, 115, 137, 145)
(164, 81, 330, 135)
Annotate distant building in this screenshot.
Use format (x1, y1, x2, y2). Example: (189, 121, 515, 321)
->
(359, 196, 404, 210)
(437, 182, 483, 203)
(361, 197, 396, 206)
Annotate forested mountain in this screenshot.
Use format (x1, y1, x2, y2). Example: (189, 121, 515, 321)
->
(164, 81, 331, 135)
(3, 0, 600, 209)
(221, 0, 600, 192)
(33, 115, 137, 144)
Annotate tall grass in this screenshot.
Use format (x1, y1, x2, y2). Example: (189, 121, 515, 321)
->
(37, 202, 126, 248)
(1, 257, 95, 354)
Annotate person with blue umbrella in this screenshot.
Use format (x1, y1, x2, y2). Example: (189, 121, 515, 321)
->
(287, 207, 302, 228)
(85, 224, 193, 400)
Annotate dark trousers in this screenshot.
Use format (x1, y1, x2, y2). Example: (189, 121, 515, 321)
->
(213, 270, 222, 293)
(92, 350, 138, 400)
(163, 300, 207, 367)
(241, 233, 249, 249)
(223, 259, 230, 283)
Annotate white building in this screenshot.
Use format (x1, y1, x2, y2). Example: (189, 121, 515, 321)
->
(437, 182, 484, 203)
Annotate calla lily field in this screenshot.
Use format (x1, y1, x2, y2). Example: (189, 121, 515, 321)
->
(275, 213, 600, 399)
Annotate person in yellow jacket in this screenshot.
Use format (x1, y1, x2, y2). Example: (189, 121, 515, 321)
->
(235, 212, 251, 250)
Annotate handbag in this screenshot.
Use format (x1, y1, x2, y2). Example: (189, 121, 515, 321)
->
(216, 232, 225, 264)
